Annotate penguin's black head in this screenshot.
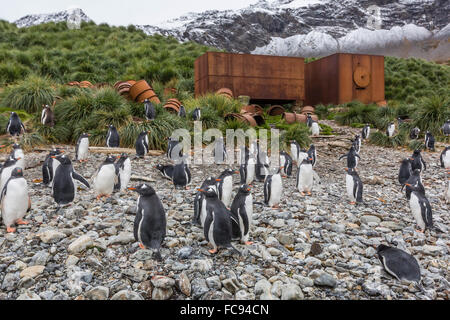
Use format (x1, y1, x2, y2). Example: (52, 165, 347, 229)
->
(104, 155, 117, 164)
(140, 131, 149, 136)
(155, 164, 164, 172)
(53, 154, 71, 165)
(219, 168, 236, 177)
(10, 112, 18, 118)
(128, 183, 155, 196)
(376, 244, 391, 254)
(11, 167, 23, 177)
(238, 184, 251, 194)
(144, 99, 149, 102)
(119, 153, 128, 159)
(412, 149, 421, 156)
(108, 124, 116, 130)
(12, 143, 20, 149)
(81, 132, 90, 138)
(198, 185, 218, 198)
(50, 148, 64, 156)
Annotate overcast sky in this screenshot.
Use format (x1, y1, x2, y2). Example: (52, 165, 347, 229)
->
(0, 0, 260, 25)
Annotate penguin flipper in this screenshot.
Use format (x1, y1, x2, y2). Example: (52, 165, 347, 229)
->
(239, 205, 250, 237)
(338, 154, 347, 160)
(264, 176, 271, 204)
(73, 171, 90, 188)
(356, 179, 363, 203)
(203, 211, 213, 242)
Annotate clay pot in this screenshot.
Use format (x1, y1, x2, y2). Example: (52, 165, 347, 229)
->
(130, 80, 152, 101)
(136, 89, 160, 104)
(300, 106, 315, 114)
(163, 98, 182, 113)
(282, 112, 307, 124)
(217, 88, 233, 99)
(267, 105, 285, 116)
(252, 114, 265, 126)
(225, 113, 259, 127)
(67, 81, 79, 86)
(240, 105, 263, 116)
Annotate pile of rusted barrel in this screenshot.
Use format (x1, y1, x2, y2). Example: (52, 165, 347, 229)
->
(67, 81, 94, 88)
(113, 80, 161, 104)
(282, 106, 318, 124)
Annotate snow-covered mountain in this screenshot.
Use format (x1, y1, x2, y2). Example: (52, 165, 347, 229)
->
(12, 1, 450, 61)
(14, 7, 91, 28)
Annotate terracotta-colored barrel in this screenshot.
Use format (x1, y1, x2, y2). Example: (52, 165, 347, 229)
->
(136, 89, 160, 103)
(301, 106, 315, 114)
(68, 81, 79, 86)
(79, 81, 93, 88)
(225, 113, 257, 127)
(129, 80, 152, 101)
(165, 98, 182, 107)
(267, 105, 285, 116)
(127, 80, 136, 86)
(283, 112, 308, 124)
(163, 98, 182, 113)
(240, 105, 263, 115)
(217, 88, 233, 99)
(252, 114, 265, 126)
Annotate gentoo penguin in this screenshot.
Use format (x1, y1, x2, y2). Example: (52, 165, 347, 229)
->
(442, 119, 450, 136)
(114, 153, 131, 192)
(410, 149, 426, 171)
(6, 112, 26, 137)
(310, 121, 320, 136)
(398, 158, 412, 185)
(75, 133, 90, 162)
(192, 107, 201, 121)
(440, 146, 450, 169)
(41, 104, 55, 127)
(264, 167, 283, 208)
(178, 105, 186, 118)
(0, 168, 30, 233)
(10, 143, 25, 169)
(42, 148, 63, 186)
(255, 150, 270, 182)
(249, 139, 259, 158)
(345, 167, 363, 205)
(129, 183, 166, 261)
(216, 168, 236, 208)
(193, 176, 217, 226)
(167, 137, 182, 161)
(410, 127, 420, 140)
(135, 131, 149, 158)
(230, 184, 253, 244)
(200, 186, 240, 255)
(155, 164, 174, 180)
(397, 117, 404, 127)
(212, 137, 227, 164)
(424, 131, 435, 151)
(386, 122, 395, 137)
(172, 158, 191, 189)
(377, 245, 421, 283)
(307, 144, 317, 167)
(239, 148, 256, 185)
(0, 155, 22, 195)
(279, 151, 293, 177)
(296, 156, 314, 196)
(106, 124, 120, 148)
(404, 182, 433, 232)
(361, 124, 370, 140)
(306, 114, 313, 127)
(52, 154, 90, 207)
(93, 155, 118, 200)
(339, 145, 361, 169)
(352, 135, 361, 154)
(290, 140, 301, 163)
(402, 169, 425, 200)
(144, 99, 156, 120)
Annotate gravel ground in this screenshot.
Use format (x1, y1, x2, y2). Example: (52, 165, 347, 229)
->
(0, 121, 448, 300)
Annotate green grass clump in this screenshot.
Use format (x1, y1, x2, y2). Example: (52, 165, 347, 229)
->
(280, 122, 311, 149)
(334, 101, 378, 126)
(369, 129, 408, 148)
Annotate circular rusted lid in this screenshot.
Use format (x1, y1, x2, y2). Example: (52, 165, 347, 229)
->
(353, 66, 370, 88)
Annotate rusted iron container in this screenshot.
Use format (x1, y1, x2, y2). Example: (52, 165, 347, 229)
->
(129, 80, 152, 101)
(241, 105, 263, 116)
(267, 105, 285, 116)
(305, 53, 385, 106)
(163, 98, 182, 113)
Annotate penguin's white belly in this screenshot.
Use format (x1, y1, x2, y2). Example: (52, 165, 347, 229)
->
(346, 174, 355, 201)
(137, 207, 144, 244)
(14, 150, 25, 169)
(207, 212, 216, 248)
(94, 165, 116, 195)
(0, 165, 17, 193)
(41, 109, 46, 124)
(298, 165, 313, 192)
(269, 174, 282, 206)
(388, 126, 395, 137)
(311, 123, 320, 136)
(221, 176, 232, 207)
(291, 145, 298, 162)
(366, 127, 370, 139)
(51, 159, 61, 187)
(297, 152, 308, 167)
(200, 198, 207, 227)
(409, 193, 425, 230)
(246, 162, 255, 184)
(279, 156, 286, 169)
(1, 179, 28, 226)
(443, 152, 450, 169)
(120, 160, 131, 191)
(77, 138, 89, 160)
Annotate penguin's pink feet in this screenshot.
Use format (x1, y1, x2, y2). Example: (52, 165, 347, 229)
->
(185, 186, 190, 190)
(415, 229, 424, 233)
(272, 204, 279, 209)
(139, 243, 145, 249)
(245, 241, 253, 245)
(307, 191, 312, 196)
(6, 226, 16, 233)
(16, 219, 29, 225)
(349, 201, 356, 205)
(300, 192, 305, 196)
(208, 248, 218, 254)
(96, 195, 102, 201)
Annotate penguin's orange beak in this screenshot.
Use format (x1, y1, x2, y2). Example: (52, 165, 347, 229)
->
(234, 171, 239, 174)
(309, 157, 313, 161)
(16, 157, 21, 160)
(345, 168, 348, 171)
(405, 183, 411, 187)
(409, 158, 414, 161)
(215, 179, 221, 182)
(197, 188, 204, 192)
(128, 187, 136, 190)
(280, 166, 284, 169)
(87, 134, 91, 136)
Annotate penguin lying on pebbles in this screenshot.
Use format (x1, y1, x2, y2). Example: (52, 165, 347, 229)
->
(199, 186, 240, 255)
(135, 131, 149, 158)
(386, 122, 395, 137)
(129, 183, 166, 261)
(93, 155, 118, 200)
(345, 167, 363, 205)
(6, 112, 26, 137)
(230, 184, 253, 245)
(398, 158, 412, 185)
(42, 148, 64, 186)
(361, 124, 370, 140)
(377, 244, 421, 284)
(216, 168, 237, 208)
(440, 146, 450, 169)
(0, 155, 22, 194)
(75, 133, 90, 162)
(10, 143, 25, 169)
(114, 153, 131, 192)
(404, 181, 433, 232)
(264, 167, 283, 208)
(52, 154, 90, 208)
(410, 149, 426, 171)
(193, 176, 217, 226)
(172, 157, 191, 189)
(402, 169, 425, 200)
(1, 168, 30, 233)
(106, 124, 120, 148)
(424, 131, 435, 151)
(279, 151, 292, 177)
(296, 156, 314, 196)
(339, 145, 360, 169)
(155, 164, 174, 180)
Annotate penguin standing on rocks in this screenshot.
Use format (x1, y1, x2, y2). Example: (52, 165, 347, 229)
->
(410, 149, 426, 171)
(306, 114, 313, 127)
(296, 156, 314, 196)
(135, 131, 149, 158)
(129, 183, 166, 261)
(93, 155, 118, 200)
(386, 122, 395, 137)
(10, 143, 25, 169)
(441, 119, 450, 136)
(193, 176, 217, 226)
(42, 148, 63, 186)
(178, 105, 186, 118)
(424, 131, 435, 151)
(290, 140, 301, 163)
(212, 137, 227, 164)
(75, 133, 90, 162)
(200, 186, 240, 255)
(172, 157, 191, 189)
(216, 168, 236, 208)
(440, 146, 450, 169)
(52, 154, 90, 207)
(255, 150, 270, 182)
(279, 151, 292, 177)
(167, 137, 182, 161)
(41, 104, 55, 127)
(192, 108, 201, 121)
(239, 147, 255, 185)
(352, 135, 361, 154)
(0, 155, 22, 194)
(6, 112, 26, 137)
(264, 167, 283, 208)
(310, 121, 320, 136)
(361, 124, 370, 140)
(339, 146, 361, 169)
(404, 181, 433, 232)
(230, 184, 253, 245)
(402, 169, 425, 200)
(307, 144, 317, 167)
(345, 167, 363, 205)
(114, 153, 131, 192)
(398, 158, 412, 185)
(106, 125, 120, 148)
(155, 164, 174, 180)
(0, 168, 30, 233)
(410, 127, 420, 140)
(377, 245, 421, 284)
(144, 99, 156, 120)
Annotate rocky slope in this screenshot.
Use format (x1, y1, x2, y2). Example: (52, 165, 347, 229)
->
(0, 122, 448, 300)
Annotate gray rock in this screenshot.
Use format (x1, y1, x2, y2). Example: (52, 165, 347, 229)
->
(38, 230, 66, 244)
(151, 275, 175, 289)
(17, 290, 41, 300)
(190, 259, 213, 272)
(206, 276, 222, 290)
(314, 273, 337, 288)
(30, 251, 50, 266)
(111, 290, 144, 300)
(254, 279, 272, 295)
(361, 215, 381, 225)
(68, 235, 93, 254)
(108, 232, 135, 245)
(191, 278, 209, 299)
(177, 272, 191, 296)
(152, 287, 173, 300)
(86, 286, 109, 300)
(177, 246, 193, 259)
(277, 234, 295, 246)
(221, 278, 241, 294)
(280, 284, 304, 300)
